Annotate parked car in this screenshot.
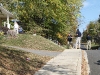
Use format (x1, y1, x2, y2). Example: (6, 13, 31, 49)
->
(18, 26, 23, 34)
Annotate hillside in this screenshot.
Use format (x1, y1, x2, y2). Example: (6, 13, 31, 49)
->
(0, 34, 64, 75)
(2, 34, 65, 51)
(0, 46, 51, 75)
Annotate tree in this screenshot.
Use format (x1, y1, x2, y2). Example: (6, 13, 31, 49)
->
(0, 0, 84, 44)
(83, 20, 100, 45)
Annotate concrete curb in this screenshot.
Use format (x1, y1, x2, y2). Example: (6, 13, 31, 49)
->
(76, 49, 82, 75)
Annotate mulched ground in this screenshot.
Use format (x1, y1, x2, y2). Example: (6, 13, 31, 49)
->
(81, 50, 89, 75)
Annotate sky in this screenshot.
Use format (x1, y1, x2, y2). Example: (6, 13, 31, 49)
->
(79, 0, 100, 32)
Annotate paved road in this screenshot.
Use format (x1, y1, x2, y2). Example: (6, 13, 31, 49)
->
(86, 50, 100, 75)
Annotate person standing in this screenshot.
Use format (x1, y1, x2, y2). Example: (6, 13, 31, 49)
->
(86, 34, 91, 50)
(67, 33, 73, 49)
(75, 29, 81, 49)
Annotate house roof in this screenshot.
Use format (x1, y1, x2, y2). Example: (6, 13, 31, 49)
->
(0, 6, 14, 19)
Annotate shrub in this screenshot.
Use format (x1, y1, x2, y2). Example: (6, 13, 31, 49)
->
(0, 26, 9, 34)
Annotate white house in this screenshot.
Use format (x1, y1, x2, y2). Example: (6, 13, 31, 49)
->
(0, 4, 14, 29)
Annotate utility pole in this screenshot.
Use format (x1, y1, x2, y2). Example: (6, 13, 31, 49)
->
(98, 15, 100, 23)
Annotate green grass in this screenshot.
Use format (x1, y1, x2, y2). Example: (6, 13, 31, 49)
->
(1, 34, 65, 51)
(0, 46, 51, 75)
(91, 43, 100, 49)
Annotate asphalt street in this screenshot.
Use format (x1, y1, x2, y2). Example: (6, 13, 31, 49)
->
(86, 50, 100, 75)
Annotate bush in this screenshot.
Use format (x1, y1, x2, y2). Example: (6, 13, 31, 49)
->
(0, 26, 9, 34)
(0, 31, 4, 43)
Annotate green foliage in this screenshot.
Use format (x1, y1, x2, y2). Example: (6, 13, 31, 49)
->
(0, 0, 84, 44)
(0, 31, 4, 43)
(87, 22, 96, 36)
(0, 31, 4, 36)
(85, 21, 100, 37)
(83, 20, 100, 45)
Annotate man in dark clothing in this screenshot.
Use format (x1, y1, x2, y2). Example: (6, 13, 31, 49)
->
(75, 29, 81, 49)
(86, 34, 91, 50)
(67, 33, 73, 49)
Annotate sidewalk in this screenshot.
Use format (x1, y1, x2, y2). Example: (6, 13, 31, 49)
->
(34, 49, 82, 75)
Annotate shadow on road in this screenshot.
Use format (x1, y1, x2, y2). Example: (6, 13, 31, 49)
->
(94, 60, 100, 65)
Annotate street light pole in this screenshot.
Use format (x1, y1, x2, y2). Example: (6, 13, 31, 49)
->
(98, 15, 100, 23)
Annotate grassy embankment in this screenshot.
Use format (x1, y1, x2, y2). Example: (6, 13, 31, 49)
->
(0, 46, 51, 75)
(1, 34, 65, 51)
(0, 34, 65, 75)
